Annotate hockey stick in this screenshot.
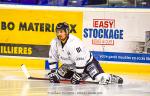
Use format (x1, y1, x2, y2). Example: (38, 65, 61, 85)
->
(21, 64, 99, 84)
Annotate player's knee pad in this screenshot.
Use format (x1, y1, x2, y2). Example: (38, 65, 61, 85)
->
(86, 63, 99, 79)
(85, 60, 104, 80)
(95, 73, 111, 84)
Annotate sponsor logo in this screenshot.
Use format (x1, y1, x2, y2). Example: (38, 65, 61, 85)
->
(0, 21, 77, 33)
(83, 19, 124, 45)
(0, 43, 49, 57)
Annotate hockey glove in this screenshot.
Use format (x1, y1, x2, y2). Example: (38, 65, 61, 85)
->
(48, 69, 60, 83)
(71, 72, 82, 84)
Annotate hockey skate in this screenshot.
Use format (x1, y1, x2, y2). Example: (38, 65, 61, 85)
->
(110, 74, 123, 84)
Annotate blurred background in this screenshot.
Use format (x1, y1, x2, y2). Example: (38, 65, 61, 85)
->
(0, 0, 149, 8)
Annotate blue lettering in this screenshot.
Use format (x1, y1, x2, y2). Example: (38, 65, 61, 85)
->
(83, 28, 88, 38)
(93, 29, 98, 38)
(109, 29, 113, 39)
(104, 29, 108, 39)
(114, 29, 119, 39)
(99, 29, 103, 38)
(120, 30, 123, 39)
(83, 28, 124, 39)
(89, 28, 93, 38)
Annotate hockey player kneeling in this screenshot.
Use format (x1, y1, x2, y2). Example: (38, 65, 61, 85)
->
(47, 22, 123, 85)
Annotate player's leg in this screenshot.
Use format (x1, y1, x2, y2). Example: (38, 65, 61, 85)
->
(84, 57, 123, 84)
(84, 57, 109, 84)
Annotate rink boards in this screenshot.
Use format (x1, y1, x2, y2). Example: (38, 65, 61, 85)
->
(0, 4, 150, 74)
(0, 57, 150, 74)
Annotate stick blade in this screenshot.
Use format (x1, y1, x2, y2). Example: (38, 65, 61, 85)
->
(21, 64, 31, 79)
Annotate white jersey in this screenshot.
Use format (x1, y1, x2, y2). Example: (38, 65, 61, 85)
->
(48, 34, 93, 73)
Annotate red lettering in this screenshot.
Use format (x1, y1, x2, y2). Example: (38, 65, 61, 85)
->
(99, 21, 103, 28)
(104, 21, 108, 28)
(93, 19, 115, 28)
(93, 20, 98, 28)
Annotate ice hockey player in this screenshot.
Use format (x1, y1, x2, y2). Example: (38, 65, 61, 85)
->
(47, 22, 123, 84)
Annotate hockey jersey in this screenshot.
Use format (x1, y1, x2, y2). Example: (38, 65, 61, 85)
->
(48, 34, 93, 73)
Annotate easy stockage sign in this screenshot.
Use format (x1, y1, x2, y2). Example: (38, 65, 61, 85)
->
(84, 19, 124, 45)
(83, 10, 150, 64)
(0, 6, 83, 58)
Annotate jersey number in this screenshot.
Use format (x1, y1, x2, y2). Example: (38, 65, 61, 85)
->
(76, 47, 81, 53)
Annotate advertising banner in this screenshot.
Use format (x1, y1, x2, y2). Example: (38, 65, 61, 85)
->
(83, 9, 150, 64)
(0, 5, 83, 69)
(0, 5, 83, 58)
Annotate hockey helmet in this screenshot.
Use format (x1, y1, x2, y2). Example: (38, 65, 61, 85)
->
(56, 22, 69, 34)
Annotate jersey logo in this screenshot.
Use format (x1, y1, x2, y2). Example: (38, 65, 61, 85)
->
(76, 47, 81, 53)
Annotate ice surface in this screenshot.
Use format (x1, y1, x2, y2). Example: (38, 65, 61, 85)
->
(0, 68, 150, 96)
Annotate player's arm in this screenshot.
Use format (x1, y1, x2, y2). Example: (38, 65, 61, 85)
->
(47, 39, 60, 83)
(48, 39, 59, 70)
